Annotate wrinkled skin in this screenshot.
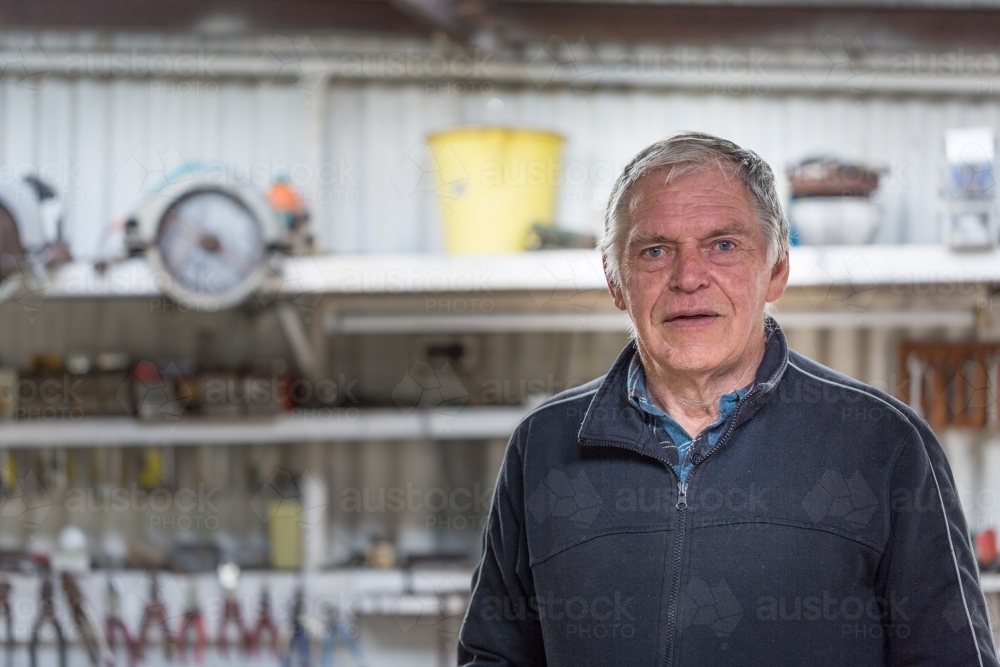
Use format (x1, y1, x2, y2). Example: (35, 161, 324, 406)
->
(606, 166, 789, 435)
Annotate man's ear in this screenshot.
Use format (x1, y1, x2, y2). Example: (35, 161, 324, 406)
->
(765, 249, 790, 303)
(603, 254, 628, 311)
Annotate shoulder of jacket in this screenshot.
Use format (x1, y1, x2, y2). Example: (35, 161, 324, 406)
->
(785, 350, 924, 440)
(512, 376, 604, 431)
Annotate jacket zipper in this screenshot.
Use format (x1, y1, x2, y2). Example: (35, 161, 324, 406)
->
(661, 386, 761, 667)
(662, 478, 689, 667)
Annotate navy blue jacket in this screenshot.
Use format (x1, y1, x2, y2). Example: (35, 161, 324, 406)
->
(458, 321, 998, 666)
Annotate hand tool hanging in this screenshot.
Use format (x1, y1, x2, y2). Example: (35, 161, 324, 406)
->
(215, 559, 249, 655)
(136, 572, 175, 661)
(61, 572, 114, 667)
(281, 587, 313, 667)
(104, 578, 136, 667)
(30, 566, 66, 667)
(176, 578, 206, 663)
(0, 580, 13, 667)
(320, 614, 364, 667)
(247, 584, 278, 656)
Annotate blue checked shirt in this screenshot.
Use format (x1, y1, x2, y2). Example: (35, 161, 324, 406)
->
(626, 351, 752, 482)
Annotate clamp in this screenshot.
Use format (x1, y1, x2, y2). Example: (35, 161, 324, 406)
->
(135, 573, 175, 661)
(30, 569, 66, 667)
(104, 578, 136, 667)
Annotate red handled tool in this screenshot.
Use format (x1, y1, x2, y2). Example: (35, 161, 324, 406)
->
(104, 579, 136, 667)
(216, 560, 250, 655)
(136, 573, 175, 661)
(176, 579, 207, 663)
(247, 585, 279, 656)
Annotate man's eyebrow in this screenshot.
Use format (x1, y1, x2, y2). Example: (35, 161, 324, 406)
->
(628, 222, 752, 247)
(705, 223, 754, 238)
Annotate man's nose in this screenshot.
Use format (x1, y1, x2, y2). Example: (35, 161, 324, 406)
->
(669, 245, 710, 292)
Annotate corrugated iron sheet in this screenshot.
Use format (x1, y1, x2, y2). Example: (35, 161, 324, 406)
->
(2, 38, 1000, 259)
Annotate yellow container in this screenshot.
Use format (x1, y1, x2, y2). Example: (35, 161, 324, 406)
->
(266, 497, 302, 570)
(427, 127, 565, 254)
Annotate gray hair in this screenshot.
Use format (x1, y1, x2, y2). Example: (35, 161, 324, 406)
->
(601, 132, 788, 289)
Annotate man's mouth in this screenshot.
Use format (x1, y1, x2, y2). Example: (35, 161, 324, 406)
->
(665, 311, 719, 326)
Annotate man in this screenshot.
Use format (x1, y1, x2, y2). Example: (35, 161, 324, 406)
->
(457, 132, 998, 666)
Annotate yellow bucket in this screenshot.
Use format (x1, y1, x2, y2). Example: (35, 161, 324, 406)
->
(427, 127, 565, 254)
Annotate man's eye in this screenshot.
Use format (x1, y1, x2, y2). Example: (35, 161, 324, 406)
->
(716, 240, 735, 251)
(645, 247, 663, 258)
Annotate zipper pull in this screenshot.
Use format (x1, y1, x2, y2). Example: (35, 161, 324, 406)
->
(676, 482, 689, 510)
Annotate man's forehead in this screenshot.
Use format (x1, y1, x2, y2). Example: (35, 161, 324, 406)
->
(627, 167, 757, 238)
(631, 165, 752, 208)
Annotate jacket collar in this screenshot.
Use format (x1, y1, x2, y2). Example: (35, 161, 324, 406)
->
(578, 316, 789, 456)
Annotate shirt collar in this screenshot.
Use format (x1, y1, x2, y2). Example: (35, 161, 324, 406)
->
(625, 348, 753, 426)
(578, 317, 787, 452)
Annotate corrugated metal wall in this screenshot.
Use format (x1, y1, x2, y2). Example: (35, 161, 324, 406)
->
(3, 36, 1000, 260)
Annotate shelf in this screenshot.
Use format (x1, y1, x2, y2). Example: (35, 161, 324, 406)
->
(327, 311, 631, 333)
(326, 307, 977, 334)
(32, 245, 1000, 301)
(0, 406, 529, 448)
(981, 573, 1000, 593)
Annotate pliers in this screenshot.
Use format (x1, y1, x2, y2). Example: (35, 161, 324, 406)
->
(320, 621, 365, 667)
(0, 580, 14, 667)
(176, 579, 206, 663)
(135, 573, 175, 661)
(104, 578, 136, 667)
(247, 586, 279, 656)
(30, 569, 66, 667)
(61, 572, 113, 667)
(282, 587, 312, 667)
(215, 560, 248, 655)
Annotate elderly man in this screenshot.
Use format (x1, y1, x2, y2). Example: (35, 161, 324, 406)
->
(457, 132, 998, 666)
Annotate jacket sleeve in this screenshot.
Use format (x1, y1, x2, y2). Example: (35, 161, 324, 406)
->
(878, 418, 999, 666)
(457, 424, 546, 666)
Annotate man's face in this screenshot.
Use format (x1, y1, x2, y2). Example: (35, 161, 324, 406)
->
(607, 166, 789, 379)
